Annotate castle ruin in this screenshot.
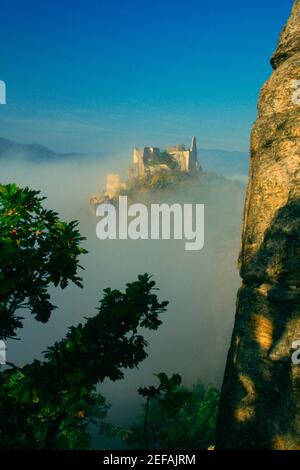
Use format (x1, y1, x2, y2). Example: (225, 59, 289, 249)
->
(90, 136, 200, 206)
(132, 136, 198, 176)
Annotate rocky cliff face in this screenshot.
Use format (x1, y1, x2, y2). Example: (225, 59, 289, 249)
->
(216, 0, 300, 449)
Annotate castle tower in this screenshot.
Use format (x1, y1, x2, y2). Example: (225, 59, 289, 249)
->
(188, 136, 198, 171)
(105, 174, 122, 199)
(191, 136, 196, 153)
(133, 147, 145, 176)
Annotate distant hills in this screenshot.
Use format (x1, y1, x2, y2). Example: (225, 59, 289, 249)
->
(0, 137, 83, 163)
(199, 148, 249, 181)
(0, 137, 249, 181)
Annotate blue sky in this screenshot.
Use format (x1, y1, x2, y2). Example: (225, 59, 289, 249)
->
(0, 0, 294, 154)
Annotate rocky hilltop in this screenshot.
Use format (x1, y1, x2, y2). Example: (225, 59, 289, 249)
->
(216, 0, 300, 449)
(90, 138, 201, 206)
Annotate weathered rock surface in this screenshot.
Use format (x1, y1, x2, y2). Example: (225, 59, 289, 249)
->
(216, 0, 300, 449)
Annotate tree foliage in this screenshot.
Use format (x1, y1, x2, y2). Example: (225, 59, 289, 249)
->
(145, 151, 179, 170)
(0, 273, 168, 449)
(0, 184, 168, 449)
(120, 376, 219, 450)
(0, 184, 86, 339)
